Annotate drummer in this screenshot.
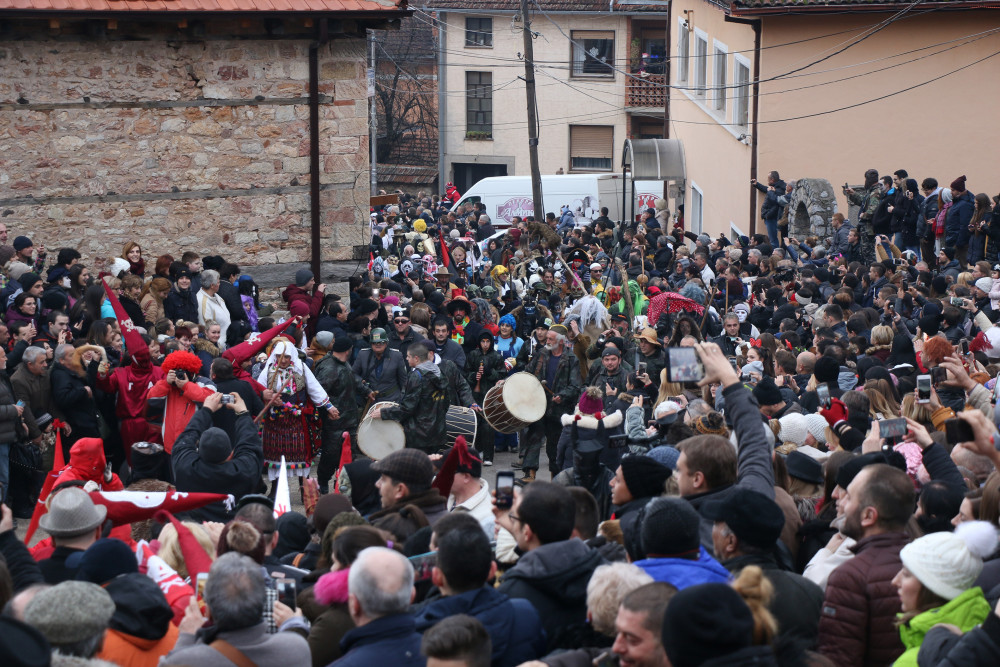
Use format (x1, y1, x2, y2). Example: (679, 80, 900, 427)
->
(370, 341, 450, 454)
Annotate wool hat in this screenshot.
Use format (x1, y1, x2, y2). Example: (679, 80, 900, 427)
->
(900, 521, 997, 600)
(777, 413, 808, 446)
(662, 583, 754, 667)
(976, 277, 994, 293)
(18, 271, 41, 289)
(12, 236, 32, 252)
(641, 496, 701, 558)
(942, 246, 957, 261)
(315, 331, 335, 349)
(917, 313, 940, 337)
(295, 268, 314, 287)
(25, 581, 115, 645)
(330, 335, 354, 354)
(39, 487, 107, 538)
(620, 454, 672, 499)
(7, 261, 30, 282)
(752, 377, 783, 406)
(835, 450, 907, 489)
(692, 412, 728, 436)
(833, 422, 865, 452)
(601, 346, 621, 358)
(803, 413, 828, 445)
(701, 487, 786, 551)
(372, 448, 435, 488)
(311, 493, 355, 535)
(354, 298, 379, 318)
(109, 257, 131, 278)
(646, 445, 680, 471)
(75, 538, 139, 585)
(199, 427, 232, 464)
(0, 617, 50, 667)
(950, 175, 967, 193)
(578, 388, 605, 415)
(785, 450, 824, 485)
(815, 356, 840, 383)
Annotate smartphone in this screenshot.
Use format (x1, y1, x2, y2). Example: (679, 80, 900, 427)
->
(931, 366, 948, 385)
(880, 418, 908, 441)
(945, 418, 974, 444)
(950, 297, 965, 307)
(276, 579, 297, 609)
(916, 375, 931, 404)
(728, 357, 739, 372)
(409, 552, 437, 583)
(961, 340, 969, 356)
(666, 347, 705, 384)
(817, 384, 831, 408)
(637, 362, 647, 375)
(496, 471, 515, 510)
(196, 572, 209, 604)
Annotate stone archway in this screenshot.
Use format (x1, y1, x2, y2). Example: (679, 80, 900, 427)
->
(786, 178, 838, 241)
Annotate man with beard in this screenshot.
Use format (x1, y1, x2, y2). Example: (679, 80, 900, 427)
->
(431, 316, 466, 368)
(817, 463, 913, 667)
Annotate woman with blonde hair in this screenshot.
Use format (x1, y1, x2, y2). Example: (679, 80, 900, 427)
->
(867, 325, 894, 362)
(901, 393, 935, 430)
(140, 276, 171, 325)
(864, 378, 901, 418)
(121, 240, 145, 278)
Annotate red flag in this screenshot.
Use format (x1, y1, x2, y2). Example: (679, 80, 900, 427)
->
(25, 419, 68, 544)
(222, 317, 297, 392)
(102, 278, 149, 364)
(438, 226, 450, 268)
(333, 432, 353, 493)
(89, 490, 232, 526)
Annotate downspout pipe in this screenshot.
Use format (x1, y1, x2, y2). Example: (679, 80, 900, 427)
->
(309, 18, 329, 280)
(725, 14, 761, 237)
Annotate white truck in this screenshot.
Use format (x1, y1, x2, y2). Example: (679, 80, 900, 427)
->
(452, 174, 665, 227)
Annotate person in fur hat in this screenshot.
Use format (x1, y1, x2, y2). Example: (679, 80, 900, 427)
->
(51, 343, 106, 456)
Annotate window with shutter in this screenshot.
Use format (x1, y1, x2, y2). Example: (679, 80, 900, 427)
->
(569, 125, 613, 171)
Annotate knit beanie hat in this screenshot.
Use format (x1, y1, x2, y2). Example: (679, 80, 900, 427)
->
(752, 377, 783, 406)
(18, 272, 40, 289)
(692, 412, 728, 436)
(900, 521, 997, 600)
(294, 268, 314, 287)
(942, 247, 956, 261)
(803, 413, 828, 445)
(641, 496, 701, 558)
(577, 386, 605, 416)
(620, 455, 672, 499)
(777, 413, 808, 446)
(662, 583, 754, 667)
(646, 445, 680, 471)
(199, 427, 232, 464)
(815, 356, 840, 383)
(976, 277, 994, 293)
(950, 175, 967, 193)
(75, 538, 139, 584)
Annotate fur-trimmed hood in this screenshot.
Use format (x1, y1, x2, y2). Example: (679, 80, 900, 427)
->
(560, 409, 623, 429)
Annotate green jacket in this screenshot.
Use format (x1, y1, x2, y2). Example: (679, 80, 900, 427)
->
(894, 586, 991, 667)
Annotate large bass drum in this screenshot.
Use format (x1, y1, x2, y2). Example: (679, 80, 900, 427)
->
(357, 401, 405, 460)
(483, 372, 547, 434)
(445, 405, 478, 445)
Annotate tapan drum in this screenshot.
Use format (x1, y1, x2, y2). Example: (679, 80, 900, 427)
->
(445, 405, 478, 444)
(358, 401, 405, 460)
(483, 372, 547, 434)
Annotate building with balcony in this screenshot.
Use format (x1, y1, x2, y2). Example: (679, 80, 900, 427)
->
(423, 0, 669, 197)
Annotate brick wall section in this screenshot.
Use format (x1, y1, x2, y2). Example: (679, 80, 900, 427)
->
(0, 27, 369, 271)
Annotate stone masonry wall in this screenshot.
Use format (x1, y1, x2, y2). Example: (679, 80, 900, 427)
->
(0, 30, 369, 272)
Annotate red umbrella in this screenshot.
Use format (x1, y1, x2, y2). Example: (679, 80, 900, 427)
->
(647, 292, 704, 328)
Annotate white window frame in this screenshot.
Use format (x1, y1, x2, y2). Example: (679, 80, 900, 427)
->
(692, 29, 708, 98)
(690, 182, 704, 236)
(730, 222, 745, 241)
(676, 18, 690, 85)
(712, 40, 728, 114)
(733, 54, 751, 131)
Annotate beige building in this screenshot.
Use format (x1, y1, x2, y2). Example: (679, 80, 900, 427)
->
(668, 0, 1000, 239)
(425, 0, 670, 199)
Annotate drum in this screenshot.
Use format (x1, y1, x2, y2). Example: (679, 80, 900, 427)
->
(445, 405, 478, 445)
(483, 372, 547, 434)
(358, 401, 405, 460)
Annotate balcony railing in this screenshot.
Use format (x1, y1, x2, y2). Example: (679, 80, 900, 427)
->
(626, 73, 666, 108)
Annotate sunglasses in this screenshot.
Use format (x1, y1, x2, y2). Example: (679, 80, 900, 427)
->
(394, 318, 410, 324)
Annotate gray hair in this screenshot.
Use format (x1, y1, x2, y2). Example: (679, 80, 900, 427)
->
(586, 563, 653, 636)
(748, 249, 762, 260)
(201, 269, 221, 290)
(348, 547, 414, 619)
(550, 333, 568, 347)
(22, 346, 47, 364)
(205, 553, 267, 631)
(478, 214, 491, 225)
(55, 343, 74, 362)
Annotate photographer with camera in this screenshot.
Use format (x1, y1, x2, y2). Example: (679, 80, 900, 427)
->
(171, 390, 264, 522)
(146, 350, 217, 454)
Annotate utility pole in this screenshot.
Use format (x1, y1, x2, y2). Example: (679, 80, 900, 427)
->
(368, 32, 378, 196)
(520, 0, 544, 220)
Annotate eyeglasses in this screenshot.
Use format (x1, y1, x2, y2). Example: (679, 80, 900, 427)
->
(394, 318, 409, 324)
(508, 513, 523, 525)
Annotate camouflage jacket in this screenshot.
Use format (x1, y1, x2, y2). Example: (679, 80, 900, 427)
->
(313, 354, 362, 429)
(382, 363, 450, 452)
(847, 184, 881, 222)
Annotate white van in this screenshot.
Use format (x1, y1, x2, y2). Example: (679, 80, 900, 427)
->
(453, 174, 664, 227)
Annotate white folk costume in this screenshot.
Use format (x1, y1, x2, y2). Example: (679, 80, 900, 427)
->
(256, 340, 333, 480)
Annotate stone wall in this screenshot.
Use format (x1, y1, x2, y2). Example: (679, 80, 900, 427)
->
(0, 26, 369, 273)
(786, 178, 838, 241)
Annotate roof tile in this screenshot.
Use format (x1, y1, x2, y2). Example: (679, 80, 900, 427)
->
(0, 0, 403, 11)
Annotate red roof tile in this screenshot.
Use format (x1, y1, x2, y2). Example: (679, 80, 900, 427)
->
(0, 0, 403, 12)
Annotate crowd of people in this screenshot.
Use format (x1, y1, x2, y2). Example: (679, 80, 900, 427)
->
(3, 167, 1000, 667)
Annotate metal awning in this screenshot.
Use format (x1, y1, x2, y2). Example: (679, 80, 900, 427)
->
(622, 138, 686, 182)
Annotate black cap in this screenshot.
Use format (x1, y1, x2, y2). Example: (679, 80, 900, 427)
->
(785, 451, 824, 485)
(701, 487, 785, 551)
(752, 377, 782, 406)
(332, 337, 354, 353)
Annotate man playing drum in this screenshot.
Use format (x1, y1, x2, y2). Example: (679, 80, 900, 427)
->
(370, 340, 450, 454)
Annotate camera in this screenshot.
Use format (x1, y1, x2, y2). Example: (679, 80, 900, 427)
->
(174, 369, 188, 381)
(220, 394, 235, 405)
